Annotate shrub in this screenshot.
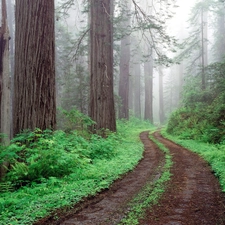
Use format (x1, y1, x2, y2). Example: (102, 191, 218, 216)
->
(57, 107, 95, 133)
(0, 129, 91, 187)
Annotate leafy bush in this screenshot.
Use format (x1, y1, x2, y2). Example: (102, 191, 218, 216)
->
(88, 133, 119, 160)
(167, 60, 225, 144)
(0, 125, 124, 188)
(0, 118, 154, 225)
(0, 129, 91, 187)
(57, 107, 95, 133)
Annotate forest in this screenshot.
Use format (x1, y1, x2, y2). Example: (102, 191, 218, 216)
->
(0, 0, 225, 224)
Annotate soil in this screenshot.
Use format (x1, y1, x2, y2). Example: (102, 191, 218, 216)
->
(35, 131, 225, 225)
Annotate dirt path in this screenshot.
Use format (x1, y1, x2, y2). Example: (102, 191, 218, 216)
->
(35, 131, 164, 225)
(140, 132, 225, 225)
(35, 131, 225, 225)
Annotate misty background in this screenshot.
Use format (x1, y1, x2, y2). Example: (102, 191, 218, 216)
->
(4, 0, 225, 125)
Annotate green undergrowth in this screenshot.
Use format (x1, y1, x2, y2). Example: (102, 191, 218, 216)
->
(118, 134, 172, 225)
(0, 118, 154, 225)
(161, 129, 225, 192)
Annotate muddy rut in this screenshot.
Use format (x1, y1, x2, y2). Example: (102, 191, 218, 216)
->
(35, 131, 225, 225)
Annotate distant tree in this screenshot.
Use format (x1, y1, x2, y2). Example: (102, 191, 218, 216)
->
(144, 47, 153, 122)
(214, 1, 225, 61)
(134, 61, 141, 119)
(128, 73, 134, 111)
(200, 7, 208, 90)
(159, 67, 165, 124)
(55, 23, 89, 114)
(176, 1, 211, 90)
(13, 0, 56, 136)
(89, 0, 116, 134)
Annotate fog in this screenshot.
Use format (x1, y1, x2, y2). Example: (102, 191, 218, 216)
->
(54, 0, 217, 124)
(3, 0, 224, 125)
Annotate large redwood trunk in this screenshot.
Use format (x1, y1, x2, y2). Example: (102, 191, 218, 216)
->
(13, 0, 56, 136)
(0, 0, 10, 144)
(0, 0, 11, 178)
(89, 0, 116, 133)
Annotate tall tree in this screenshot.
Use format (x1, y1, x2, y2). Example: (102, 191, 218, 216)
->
(144, 48, 153, 122)
(118, 0, 131, 119)
(201, 7, 208, 90)
(13, 0, 56, 136)
(89, 0, 116, 133)
(0, 0, 10, 144)
(159, 67, 165, 124)
(215, 2, 225, 61)
(128, 74, 134, 112)
(0, 0, 10, 178)
(134, 61, 141, 119)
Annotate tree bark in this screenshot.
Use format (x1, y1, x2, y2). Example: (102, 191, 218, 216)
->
(6, 0, 14, 79)
(0, 0, 10, 144)
(89, 0, 116, 134)
(13, 0, 56, 136)
(6, 0, 14, 139)
(0, 0, 11, 178)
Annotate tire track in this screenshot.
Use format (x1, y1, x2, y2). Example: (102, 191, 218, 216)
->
(140, 132, 225, 225)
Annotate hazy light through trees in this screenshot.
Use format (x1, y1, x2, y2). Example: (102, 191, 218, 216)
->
(2, 0, 222, 135)
(52, 0, 207, 125)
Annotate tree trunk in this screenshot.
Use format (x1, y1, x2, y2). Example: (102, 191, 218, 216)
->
(118, 36, 130, 120)
(159, 67, 164, 124)
(134, 62, 141, 119)
(0, 0, 10, 144)
(178, 63, 184, 103)
(216, 9, 225, 61)
(118, 0, 131, 120)
(0, 0, 11, 178)
(144, 49, 153, 123)
(89, 0, 116, 134)
(128, 73, 134, 112)
(201, 8, 208, 90)
(7, 0, 14, 139)
(13, 0, 56, 136)
(6, 0, 14, 79)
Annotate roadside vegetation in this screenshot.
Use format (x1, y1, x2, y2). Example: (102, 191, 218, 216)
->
(0, 111, 154, 225)
(165, 60, 225, 193)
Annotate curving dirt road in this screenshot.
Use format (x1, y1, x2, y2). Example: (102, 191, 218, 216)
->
(140, 132, 225, 225)
(35, 131, 225, 225)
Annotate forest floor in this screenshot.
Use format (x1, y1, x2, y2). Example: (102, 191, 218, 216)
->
(35, 131, 225, 225)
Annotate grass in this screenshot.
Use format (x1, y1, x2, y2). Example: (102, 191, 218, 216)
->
(161, 129, 225, 192)
(0, 118, 154, 225)
(118, 133, 172, 225)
